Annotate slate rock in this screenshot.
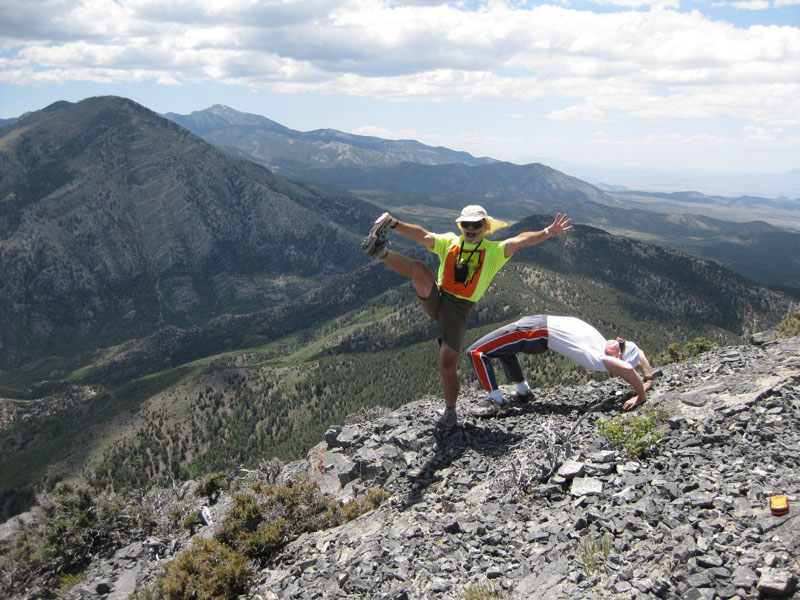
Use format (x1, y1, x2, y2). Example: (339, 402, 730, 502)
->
(557, 459, 585, 479)
(731, 566, 758, 589)
(570, 476, 603, 497)
(757, 568, 797, 597)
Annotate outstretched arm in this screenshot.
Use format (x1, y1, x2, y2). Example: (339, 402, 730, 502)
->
(602, 355, 647, 410)
(384, 214, 435, 250)
(503, 213, 573, 258)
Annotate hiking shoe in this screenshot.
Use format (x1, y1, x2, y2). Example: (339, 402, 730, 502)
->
(435, 407, 458, 430)
(361, 212, 393, 258)
(470, 397, 507, 418)
(511, 390, 534, 404)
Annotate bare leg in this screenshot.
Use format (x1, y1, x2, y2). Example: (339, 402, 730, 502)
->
(381, 251, 436, 298)
(439, 342, 460, 409)
(381, 250, 460, 415)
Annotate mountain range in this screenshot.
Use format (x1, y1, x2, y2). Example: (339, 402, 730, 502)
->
(163, 104, 495, 177)
(164, 105, 800, 292)
(0, 95, 796, 520)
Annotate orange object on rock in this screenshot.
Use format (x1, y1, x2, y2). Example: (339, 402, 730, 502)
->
(770, 494, 789, 516)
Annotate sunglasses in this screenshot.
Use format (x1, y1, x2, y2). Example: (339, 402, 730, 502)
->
(461, 220, 485, 230)
(617, 339, 626, 354)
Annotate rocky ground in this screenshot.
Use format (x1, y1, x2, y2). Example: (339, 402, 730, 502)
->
(3, 333, 799, 600)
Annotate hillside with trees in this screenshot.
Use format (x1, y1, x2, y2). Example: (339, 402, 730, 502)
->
(1, 217, 792, 519)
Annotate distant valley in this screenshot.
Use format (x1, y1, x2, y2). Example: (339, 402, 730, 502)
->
(529, 157, 800, 199)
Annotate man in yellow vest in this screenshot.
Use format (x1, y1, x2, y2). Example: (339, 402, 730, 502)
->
(362, 205, 572, 430)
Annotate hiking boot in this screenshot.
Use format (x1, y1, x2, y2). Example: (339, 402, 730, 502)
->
(470, 397, 507, 418)
(361, 212, 393, 258)
(511, 390, 534, 404)
(435, 407, 458, 430)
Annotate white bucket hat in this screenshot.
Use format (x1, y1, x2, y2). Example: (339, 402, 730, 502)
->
(455, 205, 509, 236)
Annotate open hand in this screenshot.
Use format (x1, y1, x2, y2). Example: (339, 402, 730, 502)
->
(547, 213, 573, 237)
(622, 394, 645, 411)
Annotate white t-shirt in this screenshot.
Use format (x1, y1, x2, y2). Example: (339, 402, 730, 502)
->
(547, 316, 640, 372)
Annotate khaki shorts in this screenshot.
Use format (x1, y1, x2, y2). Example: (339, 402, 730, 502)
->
(418, 286, 474, 352)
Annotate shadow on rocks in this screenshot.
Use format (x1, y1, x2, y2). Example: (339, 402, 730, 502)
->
(502, 391, 624, 419)
(399, 423, 525, 510)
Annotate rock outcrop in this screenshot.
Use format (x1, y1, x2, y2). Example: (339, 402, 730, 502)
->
(7, 334, 800, 600)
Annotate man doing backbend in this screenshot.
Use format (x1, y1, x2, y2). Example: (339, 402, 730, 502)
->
(467, 314, 655, 416)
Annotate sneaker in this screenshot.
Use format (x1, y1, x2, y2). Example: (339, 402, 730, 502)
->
(361, 212, 393, 258)
(435, 407, 458, 430)
(470, 397, 507, 418)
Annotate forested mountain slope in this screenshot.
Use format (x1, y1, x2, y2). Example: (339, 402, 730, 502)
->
(0, 96, 379, 372)
(1, 214, 792, 519)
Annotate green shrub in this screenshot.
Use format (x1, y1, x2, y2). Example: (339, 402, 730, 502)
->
(597, 409, 667, 458)
(683, 337, 715, 357)
(341, 488, 390, 521)
(777, 306, 800, 337)
(577, 534, 613, 574)
(659, 337, 716, 364)
(130, 580, 162, 600)
(180, 511, 202, 533)
(195, 471, 229, 504)
(58, 571, 86, 593)
(216, 480, 338, 562)
(216, 480, 390, 563)
(214, 492, 287, 560)
(462, 581, 510, 599)
(665, 342, 682, 364)
(25, 483, 120, 571)
(0, 482, 158, 598)
(160, 538, 251, 600)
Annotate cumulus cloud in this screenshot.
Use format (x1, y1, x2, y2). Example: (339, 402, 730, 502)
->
(581, 0, 679, 7)
(547, 105, 608, 121)
(744, 125, 772, 140)
(353, 124, 422, 140)
(712, 0, 771, 9)
(0, 0, 799, 131)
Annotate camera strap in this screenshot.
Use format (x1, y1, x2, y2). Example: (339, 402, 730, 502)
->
(457, 239, 482, 265)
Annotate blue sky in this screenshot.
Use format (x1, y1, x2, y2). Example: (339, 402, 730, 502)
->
(1, 0, 798, 192)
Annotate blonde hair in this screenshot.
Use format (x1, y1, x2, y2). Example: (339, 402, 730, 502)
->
(458, 216, 510, 236)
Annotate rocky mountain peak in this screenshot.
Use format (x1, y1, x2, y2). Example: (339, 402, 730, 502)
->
(0, 95, 368, 368)
(177, 103, 289, 132)
(4, 333, 798, 599)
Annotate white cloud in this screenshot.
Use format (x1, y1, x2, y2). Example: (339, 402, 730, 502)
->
(581, 0, 679, 7)
(353, 124, 424, 140)
(712, 0, 771, 9)
(743, 125, 772, 140)
(547, 105, 608, 121)
(1, 0, 799, 172)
